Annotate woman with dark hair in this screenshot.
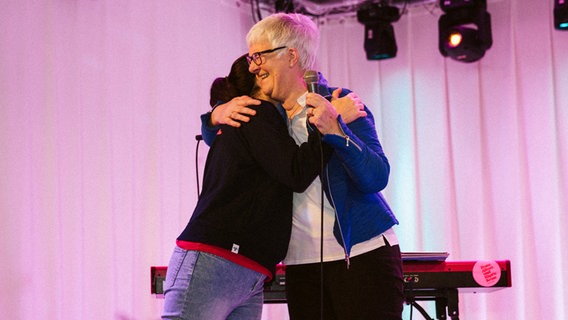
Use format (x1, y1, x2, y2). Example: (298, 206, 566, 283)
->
(209, 54, 257, 107)
(161, 54, 333, 320)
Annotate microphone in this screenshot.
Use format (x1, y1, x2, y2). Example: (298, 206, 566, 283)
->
(303, 70, 319, 93)
(303, 70, 320, 133)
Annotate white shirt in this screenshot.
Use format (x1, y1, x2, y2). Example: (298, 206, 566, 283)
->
(283, 93, 398, 265)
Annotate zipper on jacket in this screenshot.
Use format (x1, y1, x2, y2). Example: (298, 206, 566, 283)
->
(338, 126, 362, 152)
(325, 165, 351, 269)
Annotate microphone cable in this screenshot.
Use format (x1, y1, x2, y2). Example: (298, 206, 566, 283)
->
(194, 134, 203, 198)
(306, 116, 326, 320)
(306, 112, 325, 320)
(317, 130, 325, 320)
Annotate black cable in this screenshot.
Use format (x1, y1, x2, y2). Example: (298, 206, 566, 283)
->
(250, 0, 262, 23)
(405, 277, 434, 320)
(318, 131, 325, 320)
(411, 301, 434, 320)
(195, 135, 203, 198)
(250, 0, 257, 23)
(401, 0, 409, 15)
(255, 0, 262, 21)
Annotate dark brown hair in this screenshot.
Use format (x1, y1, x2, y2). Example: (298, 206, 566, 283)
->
(209, 54, 256, 107)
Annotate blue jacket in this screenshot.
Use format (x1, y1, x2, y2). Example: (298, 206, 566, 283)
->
(201, 74, 399, 258)
(317, 91, 398, 259)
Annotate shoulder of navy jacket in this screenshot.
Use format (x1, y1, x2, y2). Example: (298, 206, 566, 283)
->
(212, 100, 225, 110)
(276, 103, 287, 122)
(317, 71, 328, 86)
(316, 84, 330, 97)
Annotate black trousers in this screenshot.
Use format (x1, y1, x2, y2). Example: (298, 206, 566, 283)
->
(285, 242, 404, 320)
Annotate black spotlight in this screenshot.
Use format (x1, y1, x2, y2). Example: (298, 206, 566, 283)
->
(357, 1, 401, 60)
(554, 0, 568, 30)
(275, 0, 294, 13)
(438, 0, 492, 63)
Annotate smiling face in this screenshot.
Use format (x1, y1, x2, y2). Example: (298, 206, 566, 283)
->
(247, 39, 306, 110)
(245, 13, 320, 111)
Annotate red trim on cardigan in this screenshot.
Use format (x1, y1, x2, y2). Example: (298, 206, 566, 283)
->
(176, 240, 272, 281)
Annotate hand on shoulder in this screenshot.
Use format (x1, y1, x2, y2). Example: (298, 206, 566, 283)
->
(211, 96, 260, 127)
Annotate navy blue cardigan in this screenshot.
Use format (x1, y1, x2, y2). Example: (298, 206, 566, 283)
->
(181, 101, 331, 274)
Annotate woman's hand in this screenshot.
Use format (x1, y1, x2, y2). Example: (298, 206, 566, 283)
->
(210, 96, 260, 127)
(330, 88, 367, 124)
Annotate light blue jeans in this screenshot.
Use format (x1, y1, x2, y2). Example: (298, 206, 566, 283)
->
(161, 247, 267, 320)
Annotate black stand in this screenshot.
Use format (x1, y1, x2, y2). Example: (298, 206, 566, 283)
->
(405, 288, 460, 320)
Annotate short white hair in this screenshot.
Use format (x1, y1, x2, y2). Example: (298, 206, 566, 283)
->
(246, 13, 319, 70)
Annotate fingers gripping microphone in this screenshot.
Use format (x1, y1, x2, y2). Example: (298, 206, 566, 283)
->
(303, 70, 319, 93)
(303, 70, 320, 133)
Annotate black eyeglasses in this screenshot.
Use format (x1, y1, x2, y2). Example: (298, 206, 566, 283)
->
(246, 46, 287, 66)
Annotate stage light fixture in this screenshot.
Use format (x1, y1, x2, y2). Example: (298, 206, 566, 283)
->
(275, 0, 294, 13)
(438, 0, 492, 63)
(357, 1, 401, 60)
(554, 0, 568, 30)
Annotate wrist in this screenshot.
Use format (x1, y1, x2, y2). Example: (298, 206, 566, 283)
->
(209, 105, 221, 126)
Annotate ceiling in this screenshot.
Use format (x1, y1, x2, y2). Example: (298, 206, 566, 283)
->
(241, 0, 439, 18)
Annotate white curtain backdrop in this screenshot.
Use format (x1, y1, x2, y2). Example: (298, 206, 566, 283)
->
(1, 0, 566, 319)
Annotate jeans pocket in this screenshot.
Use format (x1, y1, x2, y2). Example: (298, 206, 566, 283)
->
(164, 247, 196, 290)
